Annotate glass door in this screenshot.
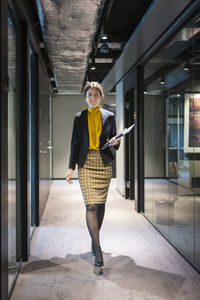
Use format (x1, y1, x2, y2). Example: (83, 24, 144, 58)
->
(8, 13, 20, 293)
(124, 88, 135, 200)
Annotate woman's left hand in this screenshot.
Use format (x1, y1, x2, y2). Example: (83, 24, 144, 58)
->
(110, 137, 121, 146)
(65, 168, 73, 184)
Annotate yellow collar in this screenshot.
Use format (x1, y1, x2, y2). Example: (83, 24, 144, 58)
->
(88, 105, 101, 113)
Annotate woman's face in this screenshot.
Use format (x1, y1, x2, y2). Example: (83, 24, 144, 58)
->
(86, 87, 102, 109)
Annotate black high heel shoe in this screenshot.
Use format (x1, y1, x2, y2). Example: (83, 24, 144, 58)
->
(97, 267, 103, 275)
(94, 248, 104, 267)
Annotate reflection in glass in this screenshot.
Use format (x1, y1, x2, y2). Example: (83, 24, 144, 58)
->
(8, 16, 20, 292)
(144, 13, 200, 270)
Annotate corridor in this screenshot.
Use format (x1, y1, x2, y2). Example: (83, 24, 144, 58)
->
(11, 180, 200, 300)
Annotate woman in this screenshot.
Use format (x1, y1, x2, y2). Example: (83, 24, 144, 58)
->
(65, 81, 120, 273)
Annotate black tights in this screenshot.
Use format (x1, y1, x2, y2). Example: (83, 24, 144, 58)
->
(86, 204, 105, 261)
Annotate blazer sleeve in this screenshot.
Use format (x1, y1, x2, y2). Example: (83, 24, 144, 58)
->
(68, 115, 80, 170)
(109, 115, 120, 150)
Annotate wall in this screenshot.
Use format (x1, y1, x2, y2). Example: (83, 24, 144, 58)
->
(116, 82, 125, 196)
(53, 95, 86, 178)
(53, 94, 116, 178)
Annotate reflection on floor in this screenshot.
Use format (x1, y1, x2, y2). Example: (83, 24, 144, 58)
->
(8, 179, 20, 292)
(144, 178, 200, 266)
(11, 180, 200, 300)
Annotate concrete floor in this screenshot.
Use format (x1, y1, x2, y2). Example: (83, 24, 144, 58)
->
(11, 180, 200, 300)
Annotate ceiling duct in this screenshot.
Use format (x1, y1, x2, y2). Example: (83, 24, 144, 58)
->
(34, 0, 105, 94)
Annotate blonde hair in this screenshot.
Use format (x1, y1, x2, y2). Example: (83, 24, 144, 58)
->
(83, 81, 104, 99)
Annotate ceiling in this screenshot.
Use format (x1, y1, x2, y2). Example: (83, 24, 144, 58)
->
(34, 0, 153, 94)
(86, 0, 153, 86)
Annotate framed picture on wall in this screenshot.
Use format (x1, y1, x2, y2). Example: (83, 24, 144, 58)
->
(184, 93, 200, 152)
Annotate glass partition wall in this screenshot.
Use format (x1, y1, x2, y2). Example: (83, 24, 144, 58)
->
(144, 12, 200, 271)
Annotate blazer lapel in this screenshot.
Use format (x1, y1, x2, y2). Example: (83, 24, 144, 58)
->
(81, 109, 89, 146)
(100, 108, 107, 128)
(100, 108, 107, 146)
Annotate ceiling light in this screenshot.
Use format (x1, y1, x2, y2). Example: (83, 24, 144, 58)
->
(95, 58, 113, 63)
(183, 64, 189, 71)
(101, 26, 108, 40)
(160, 76, 165, 85)
(90, 58, 96, 70)
(102, 33, 108, 40)
(144, 85, 147, 94)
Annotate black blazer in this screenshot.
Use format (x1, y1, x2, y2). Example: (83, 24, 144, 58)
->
(69, 108, 119, 170)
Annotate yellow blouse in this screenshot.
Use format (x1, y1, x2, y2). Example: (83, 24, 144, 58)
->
(88, 106, 102, 150)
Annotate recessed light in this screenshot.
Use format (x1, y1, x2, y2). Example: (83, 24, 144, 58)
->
(102, 34, 108, 40)
(160, 76, 165, 85)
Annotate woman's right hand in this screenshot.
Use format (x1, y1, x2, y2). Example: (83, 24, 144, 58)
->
(65, 168, 73, 184)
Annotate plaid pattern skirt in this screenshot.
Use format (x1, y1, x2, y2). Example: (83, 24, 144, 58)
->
(78, 150, 112, 205)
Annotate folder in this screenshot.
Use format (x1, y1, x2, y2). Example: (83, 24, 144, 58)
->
(101, 124, 135, 150)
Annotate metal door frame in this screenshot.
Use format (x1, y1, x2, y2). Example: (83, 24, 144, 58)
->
(123, 66, 144, 212)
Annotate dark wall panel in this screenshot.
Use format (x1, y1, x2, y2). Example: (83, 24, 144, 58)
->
(0, 0, 8, 299)
(17, 21, 29, 261)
